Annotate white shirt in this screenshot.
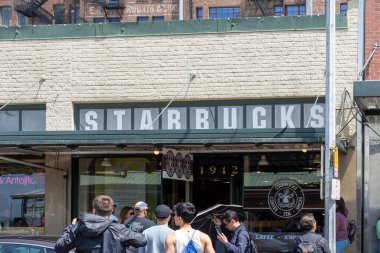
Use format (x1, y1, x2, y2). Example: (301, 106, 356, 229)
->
(174, 229, 204, 253)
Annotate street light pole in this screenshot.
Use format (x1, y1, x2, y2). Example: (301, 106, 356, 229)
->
(325, 0, 336, 252)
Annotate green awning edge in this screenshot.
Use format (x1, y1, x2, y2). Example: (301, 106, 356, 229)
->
(0, 128, 324, 146)
(0, 15, 347, 41)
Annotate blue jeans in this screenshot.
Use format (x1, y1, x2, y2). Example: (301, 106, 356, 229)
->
(336, 239, 349, 253)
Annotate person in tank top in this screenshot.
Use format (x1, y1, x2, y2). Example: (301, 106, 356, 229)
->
(165, 202, 215, 253)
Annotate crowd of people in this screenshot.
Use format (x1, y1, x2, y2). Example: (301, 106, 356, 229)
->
(54, 194, 352, 253)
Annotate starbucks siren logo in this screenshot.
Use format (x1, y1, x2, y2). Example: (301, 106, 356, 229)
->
(268, 180, 304, 218)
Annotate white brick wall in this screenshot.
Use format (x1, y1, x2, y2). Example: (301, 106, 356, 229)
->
(0, 9, 358, 131)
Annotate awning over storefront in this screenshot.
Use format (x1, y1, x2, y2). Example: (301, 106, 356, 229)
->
(354, 80, 380, 113)
(0, 129, 324, 147)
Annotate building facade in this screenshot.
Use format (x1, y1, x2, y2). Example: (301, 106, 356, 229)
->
(353, 0, 380, 252)
(0, 1, 359, 252)
(0, 0, 348, 26)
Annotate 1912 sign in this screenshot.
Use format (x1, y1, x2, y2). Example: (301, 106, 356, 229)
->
(194, 165, 240, 177)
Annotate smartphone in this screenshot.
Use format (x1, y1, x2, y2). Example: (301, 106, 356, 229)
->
(215, 225, 222, 235)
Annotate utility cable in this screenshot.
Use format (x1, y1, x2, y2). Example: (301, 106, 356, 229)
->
(0, 76, 46, 111)
(146, 73, 196, 130)
(305, 95, 320, 128)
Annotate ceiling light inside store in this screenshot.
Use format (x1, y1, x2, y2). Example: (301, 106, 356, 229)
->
(153, 146, 160, 156)
(258, 155, 270, 166)
(301, 145, 308, 153)
(101, 158, 112, 167)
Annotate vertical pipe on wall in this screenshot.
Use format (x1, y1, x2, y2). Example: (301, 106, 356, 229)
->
(179, 0, 184, 20)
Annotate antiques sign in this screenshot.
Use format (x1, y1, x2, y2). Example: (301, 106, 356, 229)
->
(162, 148, 193, 182)
(125, 3, 178, 15)
(78, 100, 324, 131)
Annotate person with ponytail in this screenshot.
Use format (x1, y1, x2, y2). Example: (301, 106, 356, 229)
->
(336, 197, 349, 253)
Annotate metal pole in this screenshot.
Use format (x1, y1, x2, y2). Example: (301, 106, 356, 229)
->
(325, 0, 336, 252)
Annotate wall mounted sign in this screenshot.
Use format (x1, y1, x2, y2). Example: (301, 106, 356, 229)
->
(125, 3, 178, 15)
(268, 180, 305, 218)
(194, 165, 240, 178)
(77, 101, 324, 131)
(162, 148, 193, 182)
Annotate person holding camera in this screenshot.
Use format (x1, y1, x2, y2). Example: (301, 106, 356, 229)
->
(212, 210, 250, 253)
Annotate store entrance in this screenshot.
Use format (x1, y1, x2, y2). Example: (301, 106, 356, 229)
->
(192, 179, 230, 212)
(191, 154, 243, 212)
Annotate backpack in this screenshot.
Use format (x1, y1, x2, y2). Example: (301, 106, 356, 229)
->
(183, 239, 197, 253)
(238, 229, 258, 253)
(249, 238, 259, 253)
(296, 235, 322, 253)
(183, 230, 197, 253)
(348, 220, 357, 244)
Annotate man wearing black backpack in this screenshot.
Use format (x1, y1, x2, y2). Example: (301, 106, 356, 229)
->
(294, 213, 331, 253)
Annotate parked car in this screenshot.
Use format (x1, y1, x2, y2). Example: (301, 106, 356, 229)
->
(0, 235, 70, 253)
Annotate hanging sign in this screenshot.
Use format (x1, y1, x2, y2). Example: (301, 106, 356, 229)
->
(162, 148, 193, 182)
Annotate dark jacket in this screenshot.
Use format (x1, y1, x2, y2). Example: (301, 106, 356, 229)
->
(123, 216, 155, 253)
(55, 213, 147, 253)
(224, 224, 250, 253)
(124, 216, 155, 233)
(294, 230, 331, 253)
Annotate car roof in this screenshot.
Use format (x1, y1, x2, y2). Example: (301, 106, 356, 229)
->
(0, 235, 58, 247)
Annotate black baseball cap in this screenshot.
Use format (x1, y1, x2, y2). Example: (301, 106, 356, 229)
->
(155, 204, 172, 218)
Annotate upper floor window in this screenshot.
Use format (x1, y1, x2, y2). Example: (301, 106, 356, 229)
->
(0, 6, 12, 26)
(108, 17, 120, 23)
(70, 4, 80, 24)
(93, 18, 105, 23)
(54, 5, 65, 24)
(209, 7, 240, 19)
(196, 8, 203, 19)
(0, 106, 46, 132)
(153, 16, 164, 21)
(340, 3, 347, 15)
(274, 6, 284, 16)
(285, 5, 306, 16)
(17, 12, 28, 26)
(137, 16, 149, 22)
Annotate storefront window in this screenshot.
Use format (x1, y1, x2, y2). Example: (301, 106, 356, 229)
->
(0, 167, 45, 234)
(77, 157, 162, 220)
(243, 152, 323, 251)
(244, 152, 323, 230)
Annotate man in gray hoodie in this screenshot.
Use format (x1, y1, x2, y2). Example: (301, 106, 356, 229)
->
(55, 195, 147, 253)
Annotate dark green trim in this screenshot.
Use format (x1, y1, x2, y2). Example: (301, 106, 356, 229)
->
(0, 15, 347, 41)
(71, 158, 79, 219)
(354, 81, 380, 97)
(0, 129, 324, 146)
(0, 104, 46, 110)
(74, 98, 326, 109)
